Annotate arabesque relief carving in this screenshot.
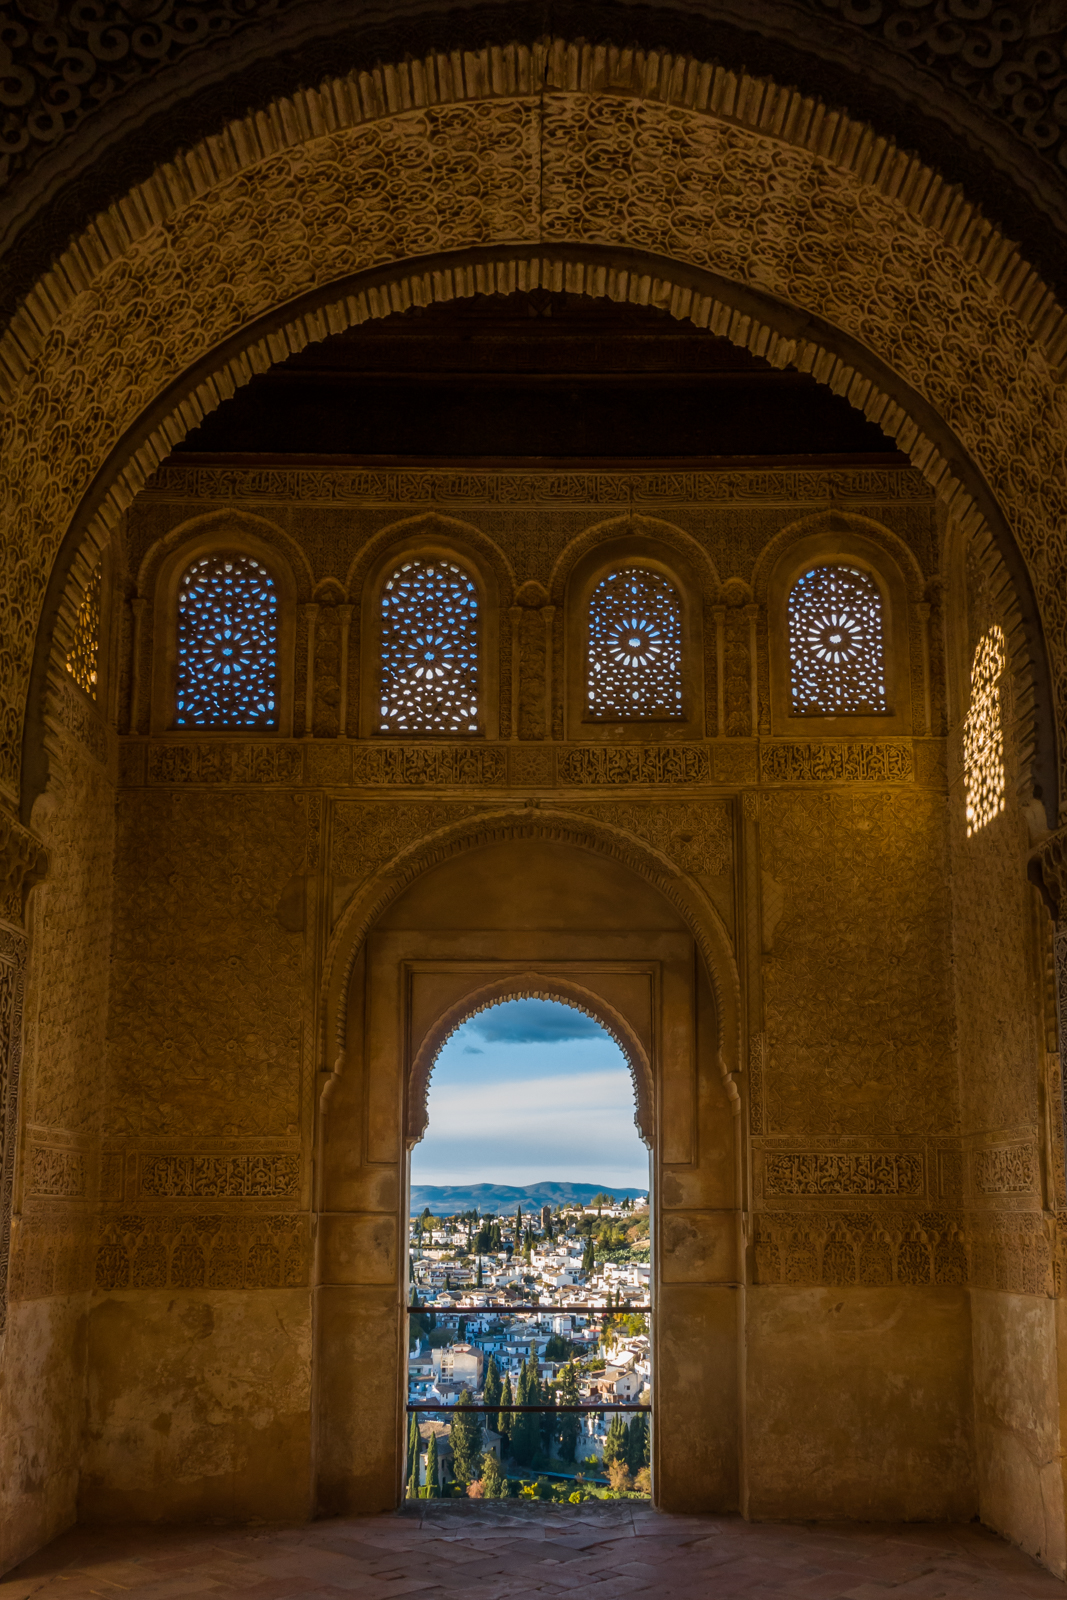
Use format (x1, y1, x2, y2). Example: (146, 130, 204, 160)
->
(331, 802, 490, 884)
(973, 1143, 1038, 1195)
(558, 746, 712, 785)
(350, 745, 507, 787)
(106, 790, 309, 1138)
(754, 1211, 970, 1289)
(136, 1153, 300, 1200)
(94, 1213, 310, 1291)
(145, 743, 303, 784)
(762, 1151, 924, 1197)
(3, 67, 1067, 812)
(562, 801, 732, 877)
(761, 742, 914, 783)
(27, 1144, 85, 1197)
(760, 789, 955, 1136)
(0, 928, 27, 1331)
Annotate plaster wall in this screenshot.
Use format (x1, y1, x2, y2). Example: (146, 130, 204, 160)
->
(1, 722, 115, 1569)
(744, 1285, 975, 1520)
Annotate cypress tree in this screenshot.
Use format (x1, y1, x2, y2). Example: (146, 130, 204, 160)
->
(450, 1387, 483, 1487)
(625, 1411, 649, 1474)
(481, 1449, 504, 1499)
(425, 1430, 440, 1498)
(603, 1413, 629, 1468)
(497, 1373, 513, 1455)
(511, 1359, 532, 1465)
(483, 1354, 502, 1412)
(407, 1414, 420, 1481)
(476, 1259, 483, 1288)
(557, 1362, 581, 1463)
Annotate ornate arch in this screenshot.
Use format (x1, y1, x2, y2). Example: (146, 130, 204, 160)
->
(5, 61, 1066, 817)
(318, 802, 742, 1117)
(406, 974, 653, 1147)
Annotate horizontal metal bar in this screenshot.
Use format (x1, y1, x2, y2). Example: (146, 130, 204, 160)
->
(405, 1403, 650, 1414)
(407, 1303, 650, 1315)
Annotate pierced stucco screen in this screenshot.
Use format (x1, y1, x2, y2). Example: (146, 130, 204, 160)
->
(788, 564, 887, 715)
(66, 560, 101, 699)
(379, 557, 479, 735)
(964, 625, 1008, 837)
(586, 568, 683, 720)
(176, 554, 279, 728)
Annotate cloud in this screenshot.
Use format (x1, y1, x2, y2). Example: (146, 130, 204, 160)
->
(463, 998, 606, 1045)
(412, 1070, 648, 1187)
(462, 1046, 484, 1055)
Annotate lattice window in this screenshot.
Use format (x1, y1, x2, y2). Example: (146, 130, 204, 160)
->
(788, 565, 887, 714)
(586, 568, 683, 720)
(176, 554, 278, 728)
(379, 558, 479, 734)
(66, 561, 101, 698)
(964, 625, 1007, 837)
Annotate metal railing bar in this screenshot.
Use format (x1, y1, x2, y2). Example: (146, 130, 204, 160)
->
(405, 1403, 650, 1413)
(407, 1303, 650, 1314)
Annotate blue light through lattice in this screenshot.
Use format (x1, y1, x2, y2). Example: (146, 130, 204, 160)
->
(177, 554, 278, 727)
(379, 558, 479, 734)
(587, 568, 683, 719)
(788, 564, 886, 714)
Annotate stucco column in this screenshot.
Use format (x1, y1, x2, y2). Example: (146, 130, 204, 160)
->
(302, 603, 319, 738)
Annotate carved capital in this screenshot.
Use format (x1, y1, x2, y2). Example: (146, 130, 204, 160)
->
(0, 814, 48, 922)
(1028, 826, 1067, 921)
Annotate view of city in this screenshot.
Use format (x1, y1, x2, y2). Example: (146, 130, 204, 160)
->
(407, 1191, 652, 1501)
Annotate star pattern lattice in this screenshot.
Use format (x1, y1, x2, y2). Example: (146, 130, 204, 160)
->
(964, 625, 1007, 837)
(66, 560, 101, 698)
(788, 565, 887, 714)
(379, 558, 479, 734)
(176, 554, 278, 728)
(587, 568, 683, 720)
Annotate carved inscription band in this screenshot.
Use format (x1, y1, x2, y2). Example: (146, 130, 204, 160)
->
(129, 739, 921, 788)
(763, 1151, 924, 1197)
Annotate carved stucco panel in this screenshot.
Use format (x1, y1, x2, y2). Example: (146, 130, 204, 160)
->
(0, 93, 1065, 807)
(760, 788, 956, 1137)
(106, 789, 309, 1137)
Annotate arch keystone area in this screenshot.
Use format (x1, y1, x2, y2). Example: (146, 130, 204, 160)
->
(4, 60, 1066, 816)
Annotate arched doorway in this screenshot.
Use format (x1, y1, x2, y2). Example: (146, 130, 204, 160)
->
(407, 993, 652, 1500)
(314, 828, 740, 1516)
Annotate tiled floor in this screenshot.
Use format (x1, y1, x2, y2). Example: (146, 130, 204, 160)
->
(2, 1504, 1063, 1599)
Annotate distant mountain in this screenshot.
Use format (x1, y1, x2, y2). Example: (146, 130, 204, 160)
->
(410, 1181, 648, 1216)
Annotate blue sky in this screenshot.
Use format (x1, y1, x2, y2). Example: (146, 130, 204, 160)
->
(411, 998, 649, 1187)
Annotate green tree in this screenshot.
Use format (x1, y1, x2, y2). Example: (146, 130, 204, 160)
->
(407, 1434, 421, 1499)
(496, 1373, 513, 1454)
(450, 1387, 483, 1487)
(480, 1450, 505, 1498)
(544, 1333, 573, 1362)
(581, 1236, 596, 1275)
(407, 1414, 420, 1481)
(510, 1358, 537, 1466)
(603, 1413, 629, 1468)
(557, 1362, 581, 1463)
(483, 1354, 502, 1413)
(476, 1258, 483, 1288)
(626, 1410, 649, 1474)
(425, 1430, 440, 1498)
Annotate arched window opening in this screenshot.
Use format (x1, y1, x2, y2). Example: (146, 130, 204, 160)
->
(587, 568, 683, 720)
(788, 564, 887, 715)
(379, 557, 479, 735)
(176, 553, 278, 728)
(407, 998, 651, 1502)
(66, 560, 101, 699)
(964, 625, 1008, 837)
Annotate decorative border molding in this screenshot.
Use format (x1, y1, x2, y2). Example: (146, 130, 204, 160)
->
(0, 927, 28, 1332)
(94, 1212, 310, 1291)
(760, 741, 914, 783)
(140, 462, 937, 508)
(135, 1152, 300, 1200)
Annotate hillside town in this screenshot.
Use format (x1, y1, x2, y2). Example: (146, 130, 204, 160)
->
(406, 1194, 651, 1500)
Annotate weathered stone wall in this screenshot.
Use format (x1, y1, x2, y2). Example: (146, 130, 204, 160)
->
(1, 715, 115, 1571)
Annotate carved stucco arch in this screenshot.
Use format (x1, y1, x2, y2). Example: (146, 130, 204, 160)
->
(406, 974, 653, 1148)
(547, 514, 723, 607)
(7, 66, 1065, 816)
(319, 802, 742, 1118)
